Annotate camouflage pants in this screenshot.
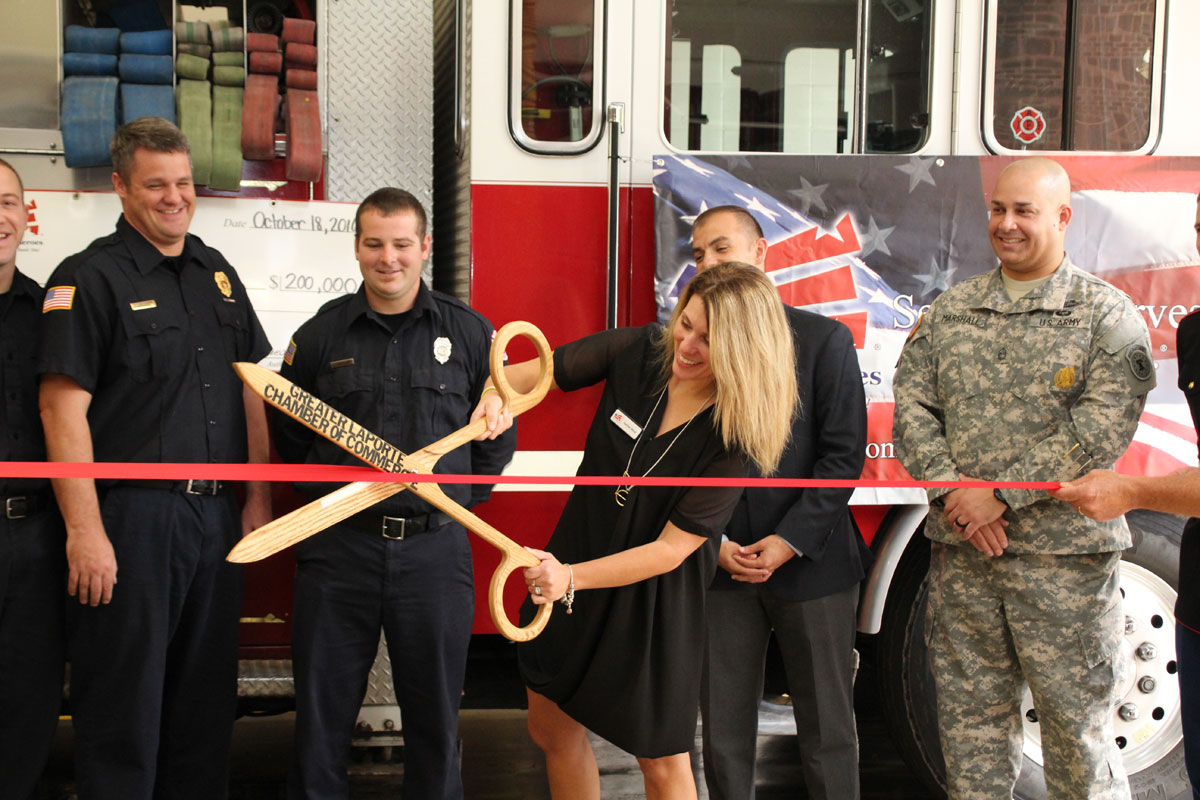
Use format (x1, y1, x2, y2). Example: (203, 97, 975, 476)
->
(926, 543, 1130, 800)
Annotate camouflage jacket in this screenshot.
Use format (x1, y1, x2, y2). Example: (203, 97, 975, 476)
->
(892, 259, 1154, 553)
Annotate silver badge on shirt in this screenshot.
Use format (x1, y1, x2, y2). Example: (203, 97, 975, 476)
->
(433, 336, 452, 364)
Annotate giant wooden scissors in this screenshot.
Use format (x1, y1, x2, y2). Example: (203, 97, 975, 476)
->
(229, 321, 554, 642)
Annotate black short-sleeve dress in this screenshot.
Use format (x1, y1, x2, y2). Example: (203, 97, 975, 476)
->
(517, 324, 749, 758)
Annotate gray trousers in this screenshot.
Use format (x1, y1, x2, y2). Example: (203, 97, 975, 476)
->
(701, 581, 860, 800)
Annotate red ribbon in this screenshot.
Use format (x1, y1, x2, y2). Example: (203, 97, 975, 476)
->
(0, 462, 1061, 491)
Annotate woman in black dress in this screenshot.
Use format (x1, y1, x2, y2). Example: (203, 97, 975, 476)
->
(475, 263, 797, 799)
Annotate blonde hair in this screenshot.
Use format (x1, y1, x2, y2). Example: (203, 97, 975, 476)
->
(657, 262, 797, 474)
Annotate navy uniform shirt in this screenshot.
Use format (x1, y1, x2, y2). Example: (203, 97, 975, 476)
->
(37, 216, 270, 473)
(0, 269, 49, 494)
(273, 282, 517, 517)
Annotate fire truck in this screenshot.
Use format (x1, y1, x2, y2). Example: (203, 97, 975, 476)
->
(4, 0, 1200, 797)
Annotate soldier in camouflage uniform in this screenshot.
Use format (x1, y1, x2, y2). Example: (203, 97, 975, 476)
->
(892, 158, 1154, 799)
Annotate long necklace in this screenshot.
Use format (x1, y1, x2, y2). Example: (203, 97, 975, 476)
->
(614, 386, 715, 507)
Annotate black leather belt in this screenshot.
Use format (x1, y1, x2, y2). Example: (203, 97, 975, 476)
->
(118, 479, 226, 496)
(3, 490, 53, 520)
(345, 511, 448, 540)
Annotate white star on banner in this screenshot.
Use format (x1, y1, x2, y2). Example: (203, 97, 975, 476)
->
(914, 256, 955, 296)
(786, 176, 829, 216)
(863, 285, 895, 306)
(672, 155, 715, 177)
(895, 157, 938, 193)
(859, 216, 895, 258)
(733, 193, 781, 224)
(681, 200, 710, 226)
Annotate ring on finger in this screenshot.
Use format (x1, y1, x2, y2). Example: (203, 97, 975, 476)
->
(533, 584, 542, 596)
(954, 517, 967, 528)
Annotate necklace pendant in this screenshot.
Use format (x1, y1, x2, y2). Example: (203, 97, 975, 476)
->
(614, 486, 629, 507)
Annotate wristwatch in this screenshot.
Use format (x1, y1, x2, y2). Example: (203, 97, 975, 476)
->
(993, 488, 1008, 506)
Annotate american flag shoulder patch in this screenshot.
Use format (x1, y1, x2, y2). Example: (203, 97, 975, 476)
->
(42, 286, 76, 312)
(283, 338, 297, 366)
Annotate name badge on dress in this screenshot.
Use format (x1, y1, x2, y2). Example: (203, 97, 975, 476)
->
(610, 408, 643, 439)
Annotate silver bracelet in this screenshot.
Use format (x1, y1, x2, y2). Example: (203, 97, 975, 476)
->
(560, 563, 575, 614)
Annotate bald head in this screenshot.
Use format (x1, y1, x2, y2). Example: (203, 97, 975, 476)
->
(997, 157, 1072, 207)
(988, 158, 1072, 280)
(691, 206, 769, 271)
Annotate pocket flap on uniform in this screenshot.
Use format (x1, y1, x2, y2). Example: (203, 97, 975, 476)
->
(214, 301, 246, 331)
(316, 365, 377, 399)
(410, 366, 469, 396)
(1077, 600, 1123, 670)
(118, 303, 179, 337)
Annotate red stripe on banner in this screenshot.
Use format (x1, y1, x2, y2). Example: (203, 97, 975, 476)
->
(0, 461, 1059, 491)
(776, 266, 858, 307)
(1139, 411, 1200, 445)
(831, 311, 868, 349)
(1113, 441, 1191, 479)
(764, 213, 861, 271)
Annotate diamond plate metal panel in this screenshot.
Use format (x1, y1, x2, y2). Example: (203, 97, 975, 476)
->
(237, 659, 295, 697)
(362, 633, 400, 706)
(322, 0, 433, 211)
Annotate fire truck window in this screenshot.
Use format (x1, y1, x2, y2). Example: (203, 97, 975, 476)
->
(864, 0, 932, 154)
(987, 0, 1160, 152)
(515, 0, 599, 146)
(783, 48, 841, 153)
(664, 0, 931, 154)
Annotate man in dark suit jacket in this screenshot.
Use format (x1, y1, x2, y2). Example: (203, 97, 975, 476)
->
(693, 206, 871, 800)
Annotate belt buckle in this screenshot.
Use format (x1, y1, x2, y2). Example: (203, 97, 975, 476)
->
(185, 480, 218, 496)
(5, 497, 27, 520)
(381, 516, 407, 540)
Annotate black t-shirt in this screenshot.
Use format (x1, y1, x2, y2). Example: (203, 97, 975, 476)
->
(37, 216, 271, 471)
(0, 269, 49, 494)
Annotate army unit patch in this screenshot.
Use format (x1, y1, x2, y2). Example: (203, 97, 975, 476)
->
(42, 286, 75, 312)
(1127, 345, 1154, 382)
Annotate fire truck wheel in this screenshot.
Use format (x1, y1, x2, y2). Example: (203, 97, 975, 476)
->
(875, 510, 1190, 799)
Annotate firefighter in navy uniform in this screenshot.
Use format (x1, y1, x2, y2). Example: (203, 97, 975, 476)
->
(272, 188, 517, 800)
(0, 158, 67, 800)
(37, 119, 272, 800)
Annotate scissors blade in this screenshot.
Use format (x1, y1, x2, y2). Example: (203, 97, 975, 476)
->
(233, 362, 418, 561)
(228, 480, 405, 562)
(235, 362, 411, 474)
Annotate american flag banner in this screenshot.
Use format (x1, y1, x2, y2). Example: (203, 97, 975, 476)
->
(653, 154, 1200, 495)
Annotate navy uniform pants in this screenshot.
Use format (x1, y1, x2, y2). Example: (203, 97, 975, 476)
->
(69, 486, 242, 800)
(287, 521, 474, 800)
(0, 504, 65, 800)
